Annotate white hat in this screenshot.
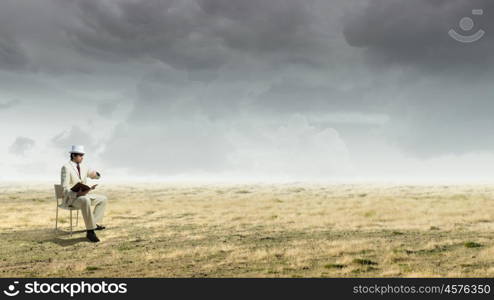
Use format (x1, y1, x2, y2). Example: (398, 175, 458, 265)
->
(69, 145, 85, 154)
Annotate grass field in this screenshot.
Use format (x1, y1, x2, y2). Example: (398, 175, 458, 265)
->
(2, 182, 494, 277)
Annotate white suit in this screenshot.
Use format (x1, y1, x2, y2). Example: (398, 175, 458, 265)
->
(60, 161, 107, 230)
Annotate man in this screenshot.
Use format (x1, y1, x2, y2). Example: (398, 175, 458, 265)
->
(61, 145, 107, 242)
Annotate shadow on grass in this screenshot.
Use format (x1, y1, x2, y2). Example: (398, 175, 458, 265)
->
(47, 236, 89, 246)
(0, 228, 92, 247)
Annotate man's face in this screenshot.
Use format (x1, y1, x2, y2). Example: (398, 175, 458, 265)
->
(73, 154, 84, 163)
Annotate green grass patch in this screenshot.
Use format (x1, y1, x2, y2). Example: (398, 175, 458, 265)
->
(363, 210, 376, 218)
(351, 266, 379, 273)
(352, 258, 378, 265)
(464, 242, 482, 248)
(235, 190, 251, 194)
(324, 263, 346, 269)
(117, 243, 134, 251)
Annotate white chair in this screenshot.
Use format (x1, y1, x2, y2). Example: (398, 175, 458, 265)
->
(54, 184, 79, 236)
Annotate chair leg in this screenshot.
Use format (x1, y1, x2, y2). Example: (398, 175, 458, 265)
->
(76, 210, 79, 227)
(55, 205, 58, 231)
(70, 210, 73, 236)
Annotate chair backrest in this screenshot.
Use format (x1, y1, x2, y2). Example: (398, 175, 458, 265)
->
(54, 184, 63, 200)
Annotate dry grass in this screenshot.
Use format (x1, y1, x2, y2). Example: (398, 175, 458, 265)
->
(1, 182, 494, 277)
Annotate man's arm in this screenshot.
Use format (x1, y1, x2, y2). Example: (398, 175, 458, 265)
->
(61, 166, 77, 200)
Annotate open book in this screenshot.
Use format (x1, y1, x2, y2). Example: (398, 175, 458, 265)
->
(71, 182, 92, 193)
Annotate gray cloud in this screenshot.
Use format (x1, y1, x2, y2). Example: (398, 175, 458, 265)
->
(9, 137, 35, 156)
(0, 99, 20, 110)
(100, 112, 352, 177)
(343, 0, 494, 72)
(338, 0, 494, 158)
(1, 0, 494, 179)
(0, 2, 35, 72)
(51, 126, 97, 155)
(56, 0, 333, 73)
(101, 118, 235, 175)
(0, 37, 31, 71)
(97, 101, 120, 117)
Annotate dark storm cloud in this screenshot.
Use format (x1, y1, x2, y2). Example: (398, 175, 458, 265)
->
(58, 0, 330, 72)
(2, 0, 494, 178)
(0, 1, 32, 71)
(196, 0, 325, 58)
(0, 2, 35, 72)
(0, 37, 31, 71)
(340, 0, 494, 158)
(63, 0, 226, 70)
(79, 0, 494, 172)
(9, 137, 35, 156)
(343, 0, 494, 71)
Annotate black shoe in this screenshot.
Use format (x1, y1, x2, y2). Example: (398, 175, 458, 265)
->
(95, 224, 106, 230)
(86, 230, 100, 242)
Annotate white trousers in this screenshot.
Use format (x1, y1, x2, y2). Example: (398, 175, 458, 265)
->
(71, 194, 107, 230)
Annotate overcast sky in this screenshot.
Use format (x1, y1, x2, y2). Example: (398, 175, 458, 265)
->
(1, 0, 494, 182)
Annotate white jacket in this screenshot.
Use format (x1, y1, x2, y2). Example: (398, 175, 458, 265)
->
(60, 161, 101, 206)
